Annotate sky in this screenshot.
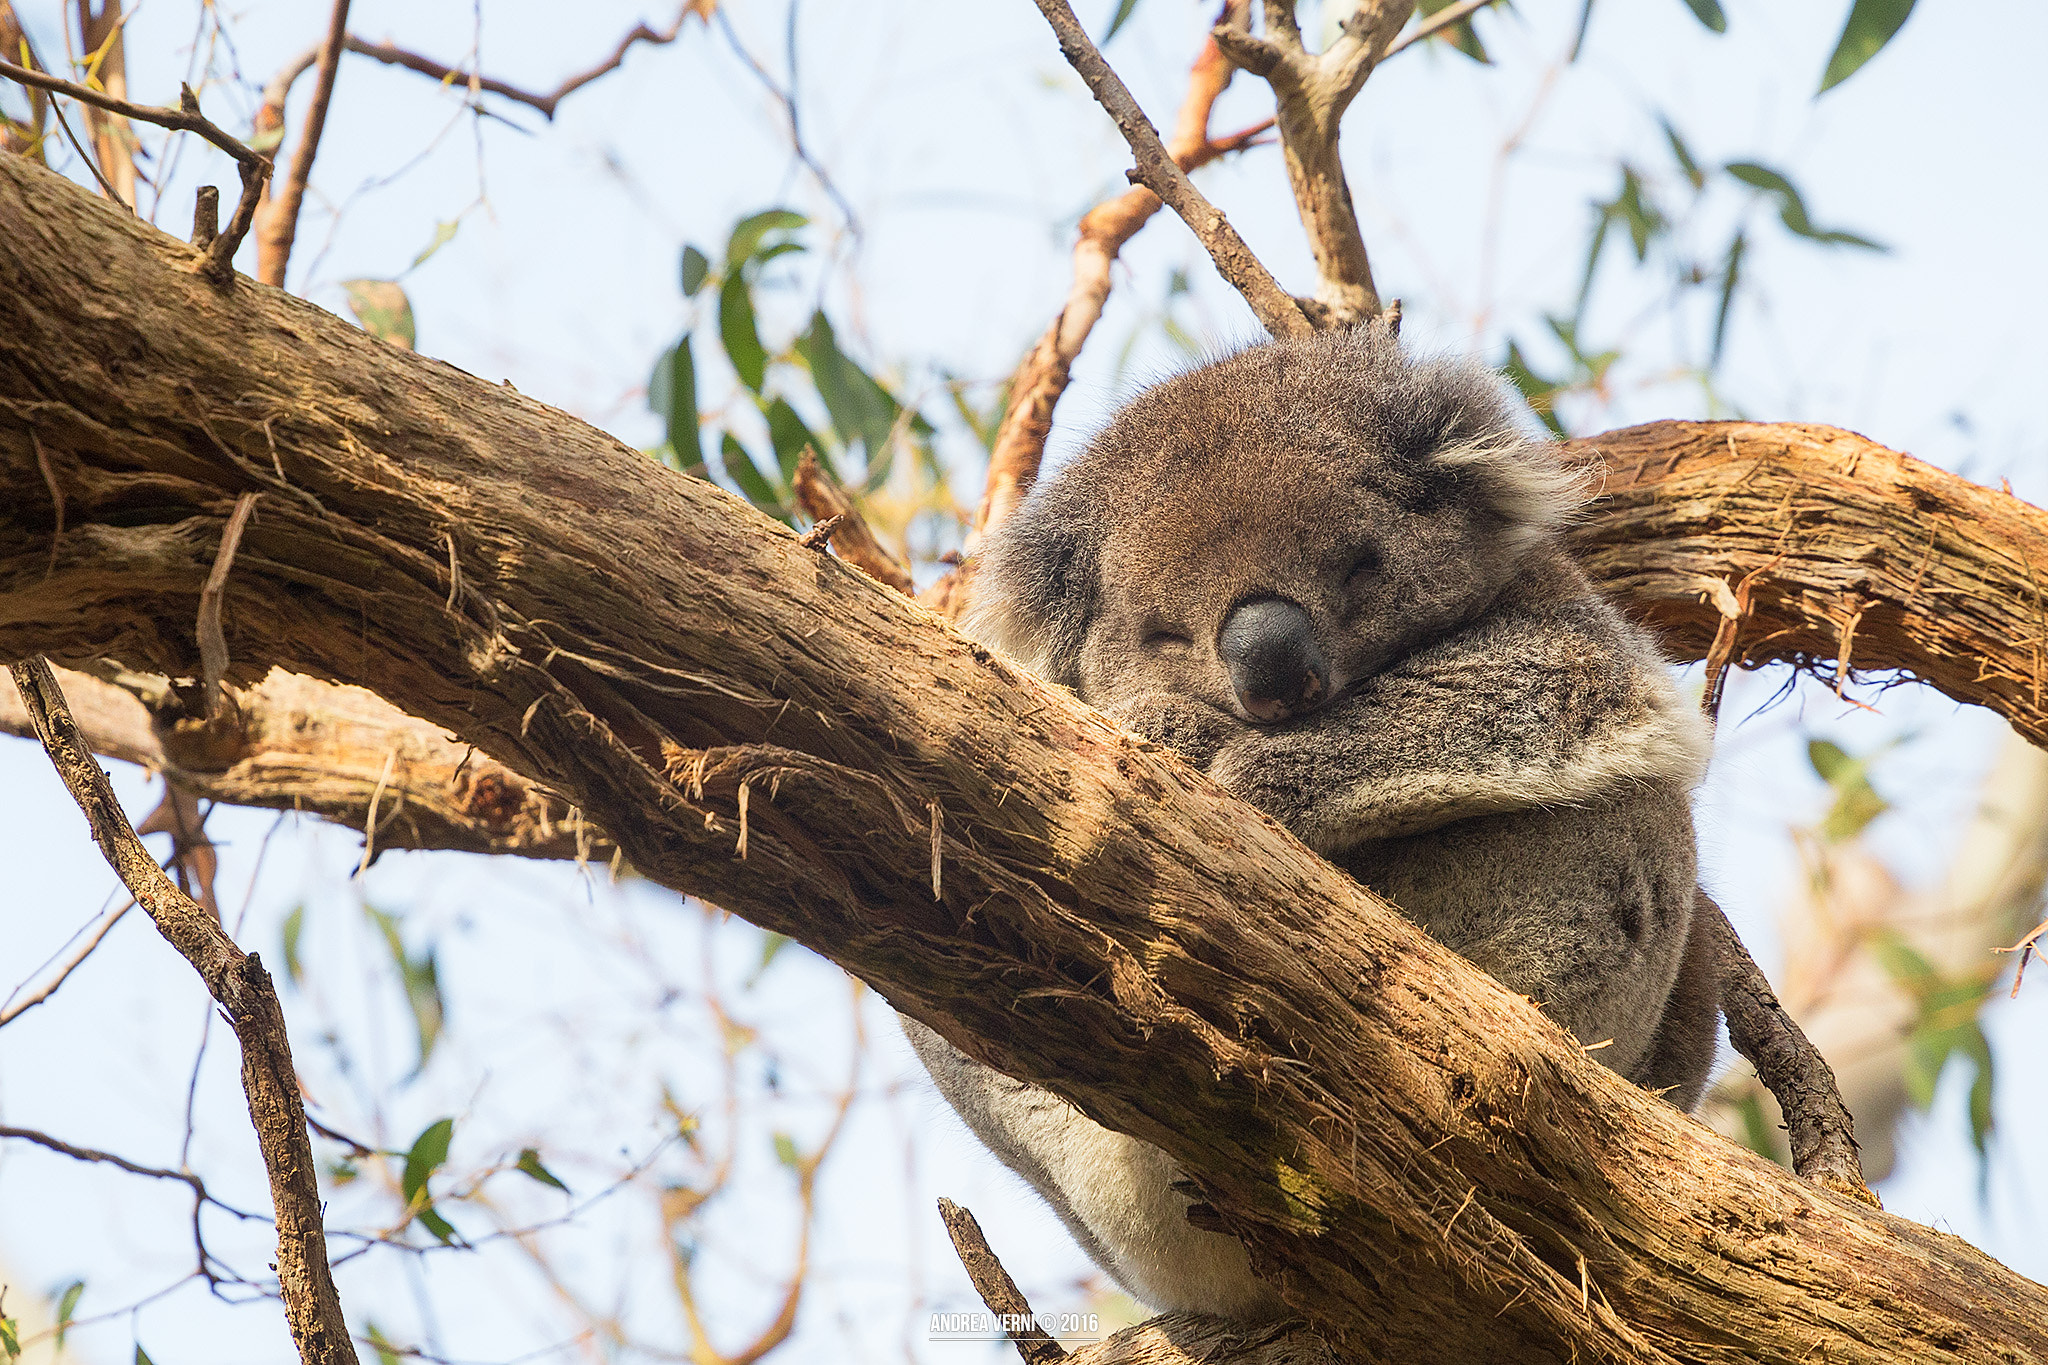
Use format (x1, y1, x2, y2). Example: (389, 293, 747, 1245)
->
(2, 0, 2047, 1361)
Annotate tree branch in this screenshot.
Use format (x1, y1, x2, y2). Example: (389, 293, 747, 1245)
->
(962, 1, 1266, 567)
(1028, 0, 1310, 339)
(0, 55, 268, 281)
(2, 156, 2044, 1362)
(254, 0, 350, 289)
(7, 655, 358, 1365)
(1210, 1, 1412, 326)
(936, 1199, 1065, 1365)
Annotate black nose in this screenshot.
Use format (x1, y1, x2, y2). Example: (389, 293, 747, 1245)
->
(1219, 597, 1329, 723)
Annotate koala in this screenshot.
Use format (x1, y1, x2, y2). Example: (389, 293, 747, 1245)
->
(903, 323, 1718, 1320)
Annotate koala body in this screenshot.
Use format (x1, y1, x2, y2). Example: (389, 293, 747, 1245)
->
(905, 325, 1717, 1319)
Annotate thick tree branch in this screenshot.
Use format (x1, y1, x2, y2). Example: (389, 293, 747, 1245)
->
(1028, 0, 1311, 339)
(0, 665, 607, 860)
(7, 656, 358, 1365)
(1, 156, 2043, 1363)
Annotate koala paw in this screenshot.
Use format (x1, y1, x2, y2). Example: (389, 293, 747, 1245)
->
(1106, 693, 1240, 768)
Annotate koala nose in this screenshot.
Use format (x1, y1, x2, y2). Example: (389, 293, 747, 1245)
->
(1219, 597, 1329, 723)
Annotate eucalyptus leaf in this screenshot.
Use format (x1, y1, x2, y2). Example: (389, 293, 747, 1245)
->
(725, 208, 807, 269)
(1819, 0, 1915, 94)
(680, 243, 712, 297)
(719, 271, 768, 393)
(764, 397, 821, 483)
(340, 279, 416, 350)
(55, 1280, 82, 1348)
(719, 434, 786, 515)
(409, 219, 460, 271)
(515, 1147, 570, 1193)
(1725, 162, 1886, 250)
(649, 336, 704, 470)
(1102, 0, 1141, 43)
(1711, 230, 1746, 367)
(281, 903, 306, 988)
(1677, 0, 1726, 34)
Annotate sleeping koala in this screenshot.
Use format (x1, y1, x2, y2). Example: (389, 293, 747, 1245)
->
(903, 323, 1717, 1319)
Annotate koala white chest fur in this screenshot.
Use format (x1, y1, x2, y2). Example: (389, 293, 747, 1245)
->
(904, 326, 1715, 1319)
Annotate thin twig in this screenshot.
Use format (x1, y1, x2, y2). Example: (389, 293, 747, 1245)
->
(0, 56, 270, 280)
(1382, 0, 1499, 60)
(714, 3, 860, 235)
(936, 1199, 1065, 1365)
(197, 490, 259, 718)
(0, 1122, 206, 1198)
(8, 655, 361, 1365)
(256, 0, 351, 288)
(1028, 0, 1309, 339)
(0, 897, 133, 1026)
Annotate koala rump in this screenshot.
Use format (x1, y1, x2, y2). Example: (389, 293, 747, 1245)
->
(910, 324, 1719, 1319)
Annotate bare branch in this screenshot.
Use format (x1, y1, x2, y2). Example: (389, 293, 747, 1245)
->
(1212, 1, 1413, 325)
(936, 1199, 1065, 1365)
(73, 0, 136, 207)
(0, 55, 269, 278)
(255, 0, 350, 289)
(1028, 0, 1310, 339)
(8, 655, 359, 1365)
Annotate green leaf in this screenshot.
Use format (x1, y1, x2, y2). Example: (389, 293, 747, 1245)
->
(0, 1315, 18, 1363)
(1417, 0, 1492, 62)
(136, 1347, 155, 1365)
(796, 311, 904, 467)
(1963, 1026, 1996, 1157)
(1819, 0, 1915, 94)
(401, 1118, 454, 1208)
(1804, 738, 1888, 841)
(680, 244, 712, 297)
(416, 1205, 458, 1244)
(56, 1280, 83, 1347)
(281, 903, 305, 988)
(1710, 230, 1746, 367)
(340, 279, 417, 350)
(1660, 116, 1705, 191)
(719, 434, 786, 515)
(772, 1132, 801, 1168)
(409, 219, 460, 271)
(724, 208, 807, 270)
(764, 397, 821, 484)
(719, 271, 768, 393)
(1676, 0, 1725, 33)
(515, 1147, 570, 1193)
(1724, 162, 1886, 250)
(649, 336, 704, 471)
(365, 906, 444, 1075)
(367, 1321, 404, 1365)
(1102, 0, 1141, 42)
(759, 931, 790, 973)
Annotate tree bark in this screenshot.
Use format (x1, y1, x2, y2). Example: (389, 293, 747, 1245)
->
(3, 155, 2045, 1363)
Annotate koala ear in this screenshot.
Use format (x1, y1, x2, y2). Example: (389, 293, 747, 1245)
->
(959, 480, 1102, 688)
(1431, 429, 1598, 555)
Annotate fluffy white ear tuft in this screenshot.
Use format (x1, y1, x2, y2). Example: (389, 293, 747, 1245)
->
(1433, 432, 1599, 557)
(959, 582, 1061, 681)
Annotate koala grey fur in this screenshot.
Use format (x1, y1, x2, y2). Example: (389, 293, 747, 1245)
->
(903, 324, 1718, 1321)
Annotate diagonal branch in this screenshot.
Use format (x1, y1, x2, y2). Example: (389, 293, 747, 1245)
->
(1028, 0, 1310, 339)
(1210, 1, 1414, 326)
(8, 655, 359, 1365)
(255, 0, 350, 288)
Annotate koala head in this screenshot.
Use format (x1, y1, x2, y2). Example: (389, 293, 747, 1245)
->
(963, 325, 1592, 725)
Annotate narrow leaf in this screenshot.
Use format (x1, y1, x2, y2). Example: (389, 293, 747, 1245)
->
(1711, 230, 1745, 367)
(764, 397, 821, 484)
(680, 244, 711, 297)
(719, 434, 786, 515)
(649, 337, 704, 470)
(719, 272, 768, 393)
(1819, 0, 1915, 94)
(1102, 0, 1141, 43)
(725, 208, 807, 269)
(515, 1147, 570, 1193)
(56, 1280, 83, 1348)
(0, 1316, 17, 1363)
(1677, 0, 1726, 33)
(281, 903, 306, 988)
(796, 311, 902, 465)
(772, 1132, 801, 1168)
(341, 279, 417, 351)
(367, 1322, 404, 1365)
(1501, 340, 1567, 438)
(136, 1348, 156, 1365)
(409, 219, 460, 270)
(1660, 116, 1705, 191)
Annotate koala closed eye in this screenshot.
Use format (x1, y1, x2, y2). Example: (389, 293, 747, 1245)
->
(1344, 545, 1383, 585)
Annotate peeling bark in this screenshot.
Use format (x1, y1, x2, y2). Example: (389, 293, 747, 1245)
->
(4, 156, 2047, 1363)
